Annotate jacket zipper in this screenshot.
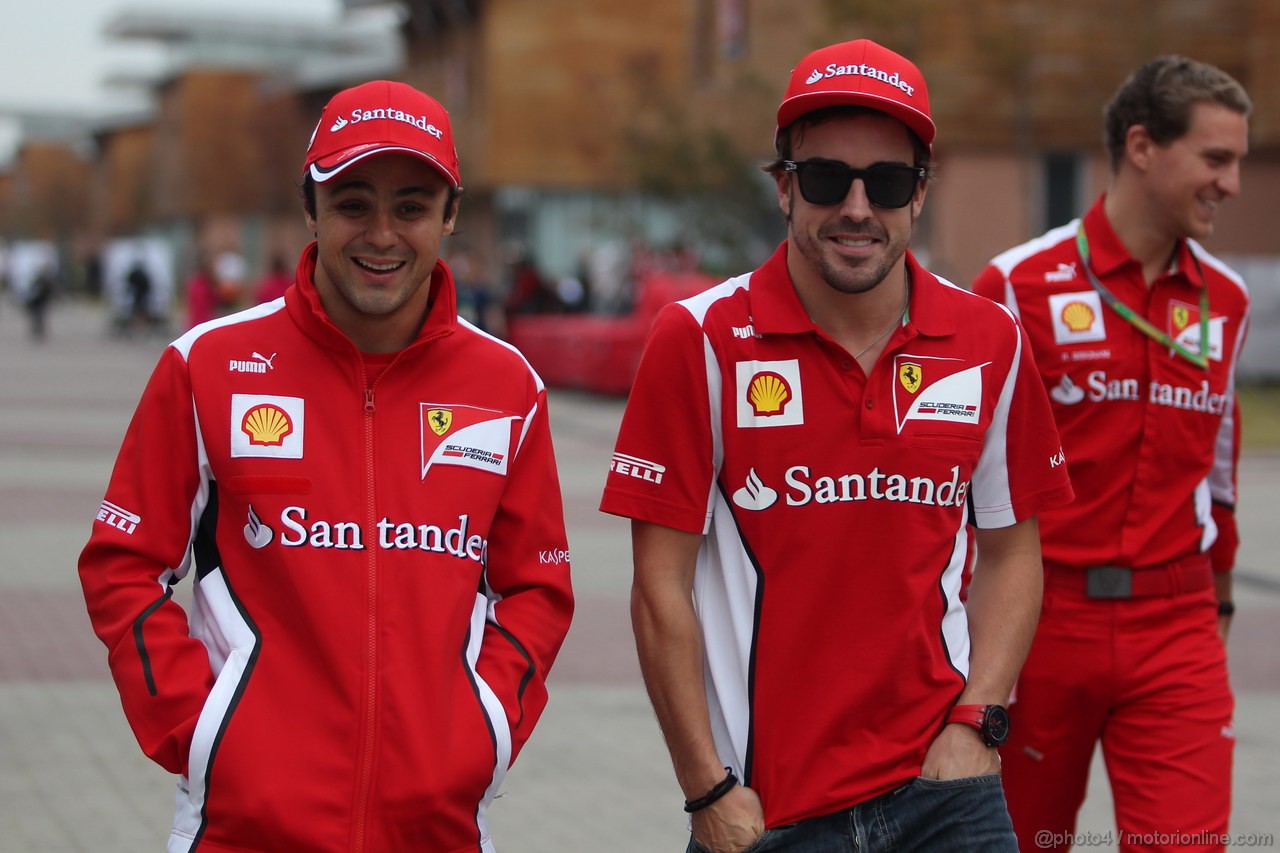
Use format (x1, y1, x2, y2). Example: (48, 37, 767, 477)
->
(352, 383, 378, 852)
(348, 333, 448, 851)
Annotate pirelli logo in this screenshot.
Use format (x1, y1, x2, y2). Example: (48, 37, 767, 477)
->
(610, 452, 665, 485)
(97, 500, 140, 534)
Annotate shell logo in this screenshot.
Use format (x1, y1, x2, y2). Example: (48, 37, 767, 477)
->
(1060, 300, 1095, 333)
(747, 371, 792, 416)
(242, 404, 294, 446)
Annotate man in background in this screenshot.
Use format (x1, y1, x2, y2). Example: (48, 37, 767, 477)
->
(972, 55, 1250, 853)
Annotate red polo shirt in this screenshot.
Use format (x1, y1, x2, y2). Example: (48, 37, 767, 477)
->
(972, 196, 1248, 573)
(602, 242, 1072, 827)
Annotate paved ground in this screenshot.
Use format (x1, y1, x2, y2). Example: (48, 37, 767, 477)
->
(1, 298, 1277, 851)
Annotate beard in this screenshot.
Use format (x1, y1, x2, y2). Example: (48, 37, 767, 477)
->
(788, 215, 913, 296)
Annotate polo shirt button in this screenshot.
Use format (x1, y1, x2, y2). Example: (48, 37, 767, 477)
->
(841, 359, 853, 371)
(865, 398, 874, 409)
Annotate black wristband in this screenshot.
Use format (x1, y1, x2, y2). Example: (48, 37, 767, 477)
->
(1218, 600, 1236, 617)
(683, 767, 738, 813)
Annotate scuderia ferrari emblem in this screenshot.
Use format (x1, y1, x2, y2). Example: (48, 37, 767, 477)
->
(899, 362, 923, 394)
(891, 354, 988, 434)
(1172, 304, 1190, 332)
(427, 408, 453, 436)
(420, 403, 520, 479)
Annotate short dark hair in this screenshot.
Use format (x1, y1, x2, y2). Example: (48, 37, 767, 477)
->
(299, 174, 462, 222)
(1103, 55, 1251, 170)
(763, 106, 935, 181)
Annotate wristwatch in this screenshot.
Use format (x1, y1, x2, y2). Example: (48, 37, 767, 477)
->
(947, 704, 1010, 747)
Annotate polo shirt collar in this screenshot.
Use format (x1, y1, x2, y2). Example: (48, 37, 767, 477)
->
(902, 251, 955, 338)
(1083, 195, 1205, 288)
(748, 240, 955, 339)
(747, 242, 815, 335)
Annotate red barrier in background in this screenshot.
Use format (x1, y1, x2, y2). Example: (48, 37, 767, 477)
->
(506, 272, 719, 396)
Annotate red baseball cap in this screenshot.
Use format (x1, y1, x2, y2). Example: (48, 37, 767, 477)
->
(303, 80, 462, 188)
(776, 39, 935, 148)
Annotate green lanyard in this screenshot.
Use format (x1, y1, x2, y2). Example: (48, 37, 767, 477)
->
(1074, 225, 1210, 370)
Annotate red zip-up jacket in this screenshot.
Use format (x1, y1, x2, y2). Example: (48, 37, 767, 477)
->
(79, 244, 574, 853)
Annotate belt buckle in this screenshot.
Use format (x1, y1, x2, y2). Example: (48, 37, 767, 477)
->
(1086, 566, 1133, 599)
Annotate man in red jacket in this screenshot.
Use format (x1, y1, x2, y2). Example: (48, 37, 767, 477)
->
(972, 56, 1250, 853)
(79, 80, 574, 853)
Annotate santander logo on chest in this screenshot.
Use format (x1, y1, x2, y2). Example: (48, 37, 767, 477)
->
(891, 354, 988, 434)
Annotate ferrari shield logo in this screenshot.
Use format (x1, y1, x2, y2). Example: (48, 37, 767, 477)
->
(1172, 304, 1190, 333)
(426, 408, 453, 436)
(899, 362, 923, 394)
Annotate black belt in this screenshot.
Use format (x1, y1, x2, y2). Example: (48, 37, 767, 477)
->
(1046, 554, 1213, 599)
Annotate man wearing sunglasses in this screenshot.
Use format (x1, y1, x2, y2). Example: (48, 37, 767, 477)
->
(973, 57, 1250, 853)
(601, 39, 1072, 852)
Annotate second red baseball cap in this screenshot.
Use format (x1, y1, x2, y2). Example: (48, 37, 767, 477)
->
(303, 80, 462, 188)
(776, 39, 935, 148)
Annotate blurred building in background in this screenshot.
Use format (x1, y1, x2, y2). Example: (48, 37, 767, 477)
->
(0, 0, 1277, 368)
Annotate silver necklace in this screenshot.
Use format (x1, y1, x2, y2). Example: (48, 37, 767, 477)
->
(853, 288, 910, 360)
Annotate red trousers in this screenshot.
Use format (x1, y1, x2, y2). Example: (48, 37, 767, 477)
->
(1003, 579, 1233, 852)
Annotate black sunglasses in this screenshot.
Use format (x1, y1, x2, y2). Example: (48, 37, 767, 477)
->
(782, 159, 925, 209)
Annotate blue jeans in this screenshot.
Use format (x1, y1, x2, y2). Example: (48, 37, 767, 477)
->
(686, 775, 1017, 853)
